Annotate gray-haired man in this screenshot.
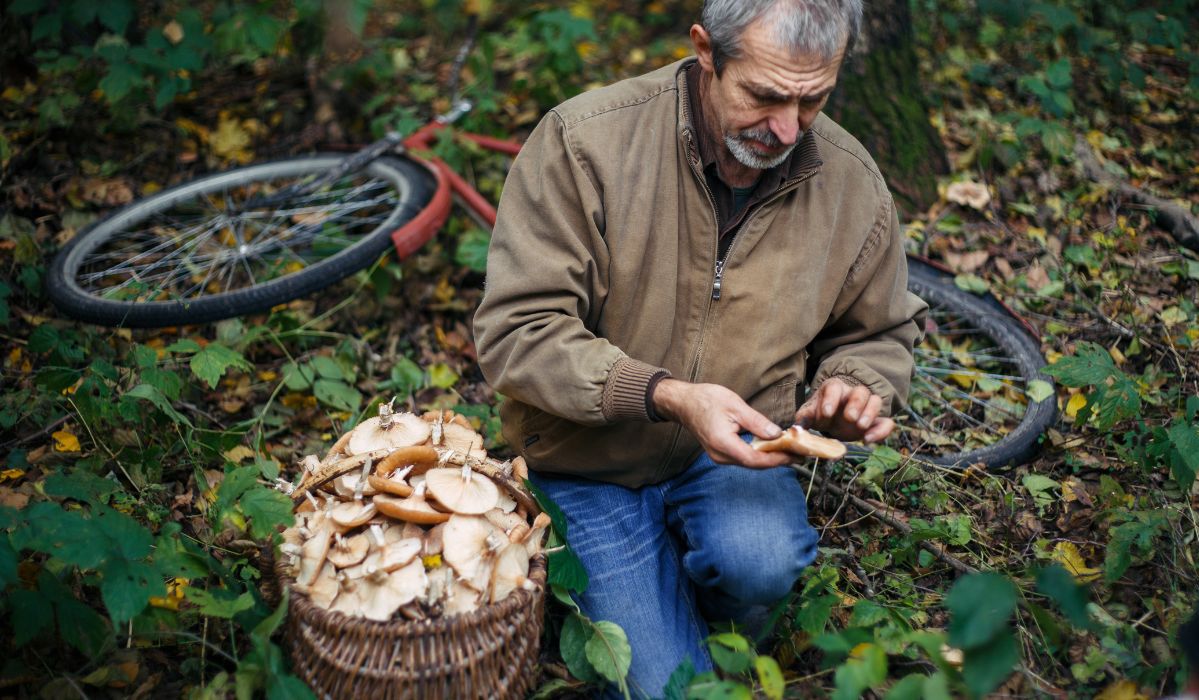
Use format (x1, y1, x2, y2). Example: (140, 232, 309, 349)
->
(473, 1, 926, 695)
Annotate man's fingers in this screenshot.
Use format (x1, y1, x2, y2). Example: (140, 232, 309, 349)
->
(738, 406, 783, 441)
(857, 394, 883, 429)
(843, 386, 870, 422)
(820, 381, 844, 419)
(863, 417, 894, 444)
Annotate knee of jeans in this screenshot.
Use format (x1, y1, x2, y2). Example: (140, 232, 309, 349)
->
(705, 522, 819, 605)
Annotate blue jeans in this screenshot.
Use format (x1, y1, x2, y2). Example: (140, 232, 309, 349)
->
(531, 446, 820, 699)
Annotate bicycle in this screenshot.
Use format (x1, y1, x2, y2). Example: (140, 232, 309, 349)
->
(46, 44, 1055, 471)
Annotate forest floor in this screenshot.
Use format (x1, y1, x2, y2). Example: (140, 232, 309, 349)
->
(1, 1, 1197, 698)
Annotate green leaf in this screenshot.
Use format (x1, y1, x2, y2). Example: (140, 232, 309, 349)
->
(214, 465, 260, 515)
(559, 612, 602, 683)
(1035, 565, 1094, 630)
(753, 656, 784, 700)
(239, 487, 294, 539)
(795, 593, 837, 635)
(961, 627, 1018, 697)
(832, 643, 887, 700)
(708, 633, 753, 674)
(1022, 474, 1060, 508)
(1045, 58, 1072, 88)
(860, 445, 903, 485)
(428, 362, 459, 389)
(584, 620, 632, 683)
(125, 383, 194, 427)
(309, 356, 344, 381)
(1166, 422, 1199, 492)
(528, 679, 575, 700)
(281, 361, 316, 390)
(686, 678, 753, 699)
(100, 556, 165, 622)
(663, 658, 697, 700)
(186, 587, 256, 618)
(884, 674, 927, 700)
(312, 378, 362, 413)
(44, 469, 120, 505)
(1103, 510, 1168, 582)
(850, 599, 891, 627)
(165, 339, 202, 354)
(191, 343, 251, 389)
(953, 274, 989, 295)
(1025, 379, 1054, 403)
(98, 62, 142, 104)
(387, 356, 424, 395)
(0, 536, 17, 589)
(455, 228, 491, 273)
(945, 572, 1017, 650)
(97, 0, 133, 33)
(10, 588, 53, 646)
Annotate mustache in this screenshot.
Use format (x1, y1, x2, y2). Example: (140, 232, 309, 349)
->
(731, 128, 783, 148)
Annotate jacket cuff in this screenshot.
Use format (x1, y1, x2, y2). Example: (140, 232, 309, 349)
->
(602, 357, 670, 422)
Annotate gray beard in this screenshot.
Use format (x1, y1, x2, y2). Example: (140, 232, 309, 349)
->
(724, 129, 800, 170)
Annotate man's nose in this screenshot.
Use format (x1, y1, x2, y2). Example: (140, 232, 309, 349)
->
(767, 104, 802, 146)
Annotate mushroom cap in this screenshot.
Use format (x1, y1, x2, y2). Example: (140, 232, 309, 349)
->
(332, 472, 378, 498)
(440, 423, 487, 459)
(494, 490, 517, 514)
(483, 508, 529, 539)
(373, 491, 450, 525)
(329, 583, 365, 618)
(399, 522, 425, 541)
(360, 559, 428, 622)
(296, 519, 334, 587)
(423, 522, 446, 557)
(305, 563, 340, 609)
(376, 445, 440, 477)
(511, 456, 529, 481)
(346, 413, 431, 456)
(442, 515, 506, 591)
(444, 578, 481, 617)
(367, 473, 413, 498)
(425, 466, 499, 515)
(521, 512, 552, 556)
(330, 501, 378, 530)
(327, 533, 371, 568)
(489, 542, 532, 604)
(377, 537, 423, 572)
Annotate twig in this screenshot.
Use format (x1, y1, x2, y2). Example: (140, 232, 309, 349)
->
(1074, 138, 1199, 251)
(792, 464, 978, 575)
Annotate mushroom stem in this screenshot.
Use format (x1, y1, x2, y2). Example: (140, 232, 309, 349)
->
(368, 524, 386, 548)
(353, 457, 373, 501)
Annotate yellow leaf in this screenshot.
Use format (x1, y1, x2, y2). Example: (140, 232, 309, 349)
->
(1094, 680, 1149, 700)
(222, 446, 255, 464)
(0, 469, 25, 482)
(52, 431, 81, 452)
(1026, 226, 1047, 243)
(1065, 393, 1087, 419)
(848, 642, 875, 660)
(257, 370, 278, 382)
(1061, 477, 1085, 503)
(1052, 541, 1101, 583)
(422, 554, 442, 570)
(1108, 345, 1126, 366)
(210, 115, 253, 163)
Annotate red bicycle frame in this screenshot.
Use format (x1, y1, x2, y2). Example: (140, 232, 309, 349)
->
(387, 119, 522, 260)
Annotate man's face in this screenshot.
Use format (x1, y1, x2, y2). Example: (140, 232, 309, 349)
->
(694, 20, 844, 170)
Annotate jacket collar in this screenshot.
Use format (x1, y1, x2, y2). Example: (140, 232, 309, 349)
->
(677, 58, 822, 186)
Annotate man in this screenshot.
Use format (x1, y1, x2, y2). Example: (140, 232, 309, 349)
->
(473, 0, 926, 696)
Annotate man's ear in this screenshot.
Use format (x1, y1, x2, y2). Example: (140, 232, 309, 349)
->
(690, 24, 715, 73)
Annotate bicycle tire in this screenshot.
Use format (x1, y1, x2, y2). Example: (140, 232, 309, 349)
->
(897, 258, 1057, 469)
(47, 154, 437, 328)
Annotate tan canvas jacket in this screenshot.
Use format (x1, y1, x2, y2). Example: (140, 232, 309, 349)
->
(473, 58, 927, 488)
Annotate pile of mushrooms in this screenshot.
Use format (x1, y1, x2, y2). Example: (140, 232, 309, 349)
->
(277, 403, 548, 622)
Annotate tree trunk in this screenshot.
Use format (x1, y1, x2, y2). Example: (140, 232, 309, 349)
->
(825, 0, 948, 215)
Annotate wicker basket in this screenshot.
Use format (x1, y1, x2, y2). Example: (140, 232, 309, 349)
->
(274, 555, 546, 700)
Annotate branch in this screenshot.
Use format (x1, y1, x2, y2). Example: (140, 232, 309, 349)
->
(793, 464, 978, 575)
(1074, 138, 1199, 252)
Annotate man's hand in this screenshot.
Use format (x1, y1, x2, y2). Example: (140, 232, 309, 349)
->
(794, 378, 893, 444)
(652, 379, 793, 468)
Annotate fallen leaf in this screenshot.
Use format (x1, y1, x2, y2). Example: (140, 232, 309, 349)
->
(1026, 265, 1050, 290)
(163, 20, 184, 44)
(1051, 541, 1101, 583)
(222, 446, 255, 463)
(0, 468, 24, 482)
(1065, 393, 1087, 420)
(1094, 680, 1149, 700)
(944, 249, 989, 273)
(52, 430, 81, 452)
(0, 486, 30, 509)
(946, 180, 991, 210)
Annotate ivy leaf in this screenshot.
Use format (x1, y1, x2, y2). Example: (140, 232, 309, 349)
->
(753, 656, 784, 700)
(945, 572, 1017, 650)
(584, 620, 632, 684)
(960, 628, 1018, 697)
(190, 342, 251, 389)
(559, 612, 602, 683)
(125, 383, 194, 427)
(238, 487, 294, 540)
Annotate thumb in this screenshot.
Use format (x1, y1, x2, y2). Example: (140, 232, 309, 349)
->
(740, 406, 783, 440)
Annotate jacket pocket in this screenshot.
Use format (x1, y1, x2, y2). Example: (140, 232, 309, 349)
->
(749, 378, 800, 427)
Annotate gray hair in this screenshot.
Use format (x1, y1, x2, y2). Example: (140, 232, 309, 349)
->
(702, 0, 863, 75)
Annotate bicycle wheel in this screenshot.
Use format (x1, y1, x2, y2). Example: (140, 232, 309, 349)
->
(893, 258, 1057, 468)
(47, 154, 437, 328)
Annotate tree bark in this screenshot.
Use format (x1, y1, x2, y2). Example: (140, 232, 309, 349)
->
(825, 0, 948, 215)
